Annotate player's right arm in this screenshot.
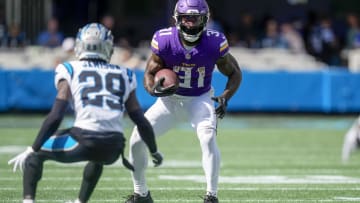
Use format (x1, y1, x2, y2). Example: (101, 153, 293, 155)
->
(31, 80, 70, 151)
(144, 53, 164, 95)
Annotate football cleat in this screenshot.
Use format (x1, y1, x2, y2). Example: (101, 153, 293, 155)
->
(203, 195, 219, 203)
(342, 119, 360, 163)
(125, 191, 153, 203)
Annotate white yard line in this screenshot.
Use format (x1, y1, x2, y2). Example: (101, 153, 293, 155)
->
(1, 199, 358, 202)
(159, 175, 360, 184)
(2, 186, 360, 191)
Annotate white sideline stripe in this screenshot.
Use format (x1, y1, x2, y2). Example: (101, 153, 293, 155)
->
(0, 146, 26, 153)
(3, 186, 360, 191)
(3, 175, 360, 184)
(2, 199, 359, 202)
(334, 197, 360, 201)
(159, 175, 360, 184)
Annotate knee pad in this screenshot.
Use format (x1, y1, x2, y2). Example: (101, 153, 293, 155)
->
(197, 125, 216, 145)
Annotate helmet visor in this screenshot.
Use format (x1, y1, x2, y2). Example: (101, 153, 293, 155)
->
(177, 14, 206, 27)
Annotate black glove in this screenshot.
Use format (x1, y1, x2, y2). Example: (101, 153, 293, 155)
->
(151, 151, 163, 167)
(151, 77, 177, 97)
(211, 96, 227, 119)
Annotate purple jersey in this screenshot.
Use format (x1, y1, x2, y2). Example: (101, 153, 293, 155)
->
(151, 27, 229, 96)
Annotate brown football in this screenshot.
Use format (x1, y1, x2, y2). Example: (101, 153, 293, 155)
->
(154, 69, 179, 88)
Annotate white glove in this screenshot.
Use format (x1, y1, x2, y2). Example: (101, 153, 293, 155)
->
(8, 146, 34, 172)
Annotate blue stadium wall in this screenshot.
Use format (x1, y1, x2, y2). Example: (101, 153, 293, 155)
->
(0, 68, 359, 113)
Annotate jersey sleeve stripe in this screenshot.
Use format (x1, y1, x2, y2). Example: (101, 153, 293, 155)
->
(126, 68, 133, 83)
(220, 40, 229, 52)
(62, 62, 74, 79)
(151, 39, 159, 50)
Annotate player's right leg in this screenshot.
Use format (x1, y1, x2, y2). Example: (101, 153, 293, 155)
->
(126, 98, 175, 203)
(23, 153, 45, 201)
(23, 130, 103, 203)
(22, 131, 83, 201)
(342, 117, 360, 162)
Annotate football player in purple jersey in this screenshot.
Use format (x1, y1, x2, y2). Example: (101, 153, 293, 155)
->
(125, 0, 241, 203)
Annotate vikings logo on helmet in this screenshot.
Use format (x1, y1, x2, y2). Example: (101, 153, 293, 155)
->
(173, 0, 210, 43)
(74, 23, 114, 62)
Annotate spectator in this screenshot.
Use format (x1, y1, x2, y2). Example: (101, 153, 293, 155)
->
(0, 8, 7, 48)
(54, 37, 76, 66)
(111, 37, 144, 70)
(37, 18, 64, 48)
(345, 13, 360, 49)
(260, 18, 288, 49)
(101, 14, 115, 30)
(101, 14, 121, 43)
(307, 17, 340, 65)
(280, 22, 305, 53)
(236, 12, 260, 48)
(5, 23, 27, 48)
(207, 16, 224, 32)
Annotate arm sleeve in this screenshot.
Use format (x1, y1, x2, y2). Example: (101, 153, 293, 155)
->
(31, 99, 68, 151)
(127, 109, 157, 153)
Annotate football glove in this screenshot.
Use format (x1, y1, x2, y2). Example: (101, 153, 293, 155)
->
(151, 151, 163, 167)
(152, 77, 177, 97)
(211, 96, 228, 119)
(8, 146, 34, 172)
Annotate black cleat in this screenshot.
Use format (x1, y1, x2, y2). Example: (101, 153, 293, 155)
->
(203, 195, 219, 203)
(125, 191, 154, 203)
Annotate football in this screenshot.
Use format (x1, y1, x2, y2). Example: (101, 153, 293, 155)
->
(154, 69, 179, 88)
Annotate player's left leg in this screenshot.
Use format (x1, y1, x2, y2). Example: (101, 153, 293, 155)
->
(78, 162, 103, 202)
(188, 91, 220, 202)
(342, 117, 360, 162)
(127, 97, 176, 203)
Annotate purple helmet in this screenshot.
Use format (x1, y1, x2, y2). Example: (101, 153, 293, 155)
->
(173, 0, 210, 43)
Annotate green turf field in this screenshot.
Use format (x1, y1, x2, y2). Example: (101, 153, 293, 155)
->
(1, 114, 360, 202)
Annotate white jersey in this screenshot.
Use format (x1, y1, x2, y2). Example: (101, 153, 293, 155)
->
(54, 60, 137, 133)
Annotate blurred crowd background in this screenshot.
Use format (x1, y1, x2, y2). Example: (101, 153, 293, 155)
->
(1, 0, 360, 71)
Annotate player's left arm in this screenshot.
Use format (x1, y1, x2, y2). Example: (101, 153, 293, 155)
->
(212, 53, 242, 119)
(125, 90, 163, 166)
(216, 53, 242, 101)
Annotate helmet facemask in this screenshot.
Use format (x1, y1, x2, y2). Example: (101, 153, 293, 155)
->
(175, 14, 208, 42)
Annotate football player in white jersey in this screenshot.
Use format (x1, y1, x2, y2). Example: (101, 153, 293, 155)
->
(8, 23, 163, 203)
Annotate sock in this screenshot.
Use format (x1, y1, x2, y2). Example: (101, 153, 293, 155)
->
(23, 200, 34, 203)
(74, 199, 82, 203)
(206, 191, 217, 197)
(139, 191, 148, 197)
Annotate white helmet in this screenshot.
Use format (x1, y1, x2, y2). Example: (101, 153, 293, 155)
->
(75, 23, 114, 62)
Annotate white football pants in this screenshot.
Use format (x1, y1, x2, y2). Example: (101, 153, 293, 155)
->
(129, 90, 220, 195)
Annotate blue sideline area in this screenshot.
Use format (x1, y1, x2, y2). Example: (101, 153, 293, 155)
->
(0, 68, 359, 113)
